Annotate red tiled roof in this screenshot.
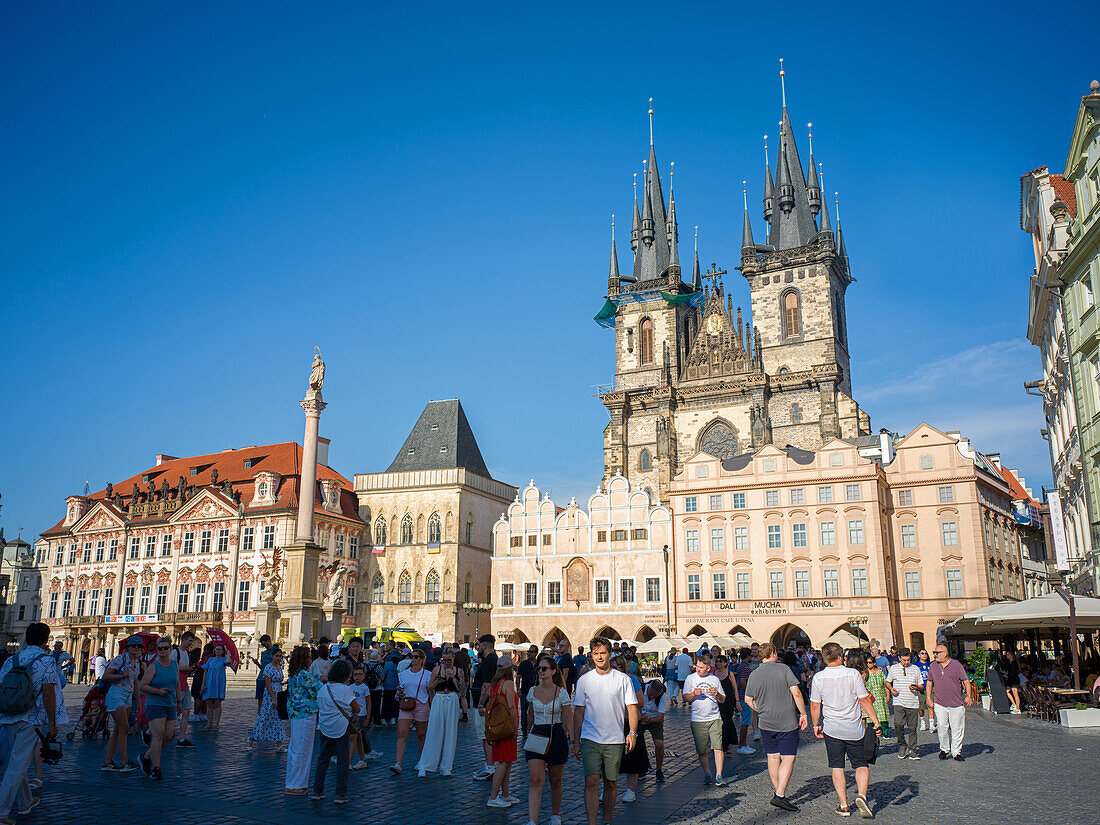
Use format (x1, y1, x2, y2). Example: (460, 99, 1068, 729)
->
(41, 442, 363, 536)
(1049, 174, 1077, 219)
(997, 464, 1035, 505)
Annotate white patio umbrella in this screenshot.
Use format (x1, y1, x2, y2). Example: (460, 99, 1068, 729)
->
(981, 593, 1100, 631)
(728, 632, 761, 647)
(823, 629, 865, 649)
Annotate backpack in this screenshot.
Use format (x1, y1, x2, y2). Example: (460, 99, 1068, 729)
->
(484, 683, 517, 743)
(0, 649, 47, 715)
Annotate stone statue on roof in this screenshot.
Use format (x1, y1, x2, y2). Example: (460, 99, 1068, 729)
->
(309, 352, 325, 393)
(161, 478, 170, 499)
(210, 468, 219, 486)
(105, 482, 113, 499)
(131, 482, 140, 502)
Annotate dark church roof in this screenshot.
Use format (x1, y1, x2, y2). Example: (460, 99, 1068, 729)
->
(385, 400, 491, 478)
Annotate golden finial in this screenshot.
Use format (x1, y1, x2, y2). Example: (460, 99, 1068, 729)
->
(807, 122, 813, 155)
(611, 213, 615, 242)
(764, 135, 769, 169)
(779, 58, 787, 108)
(694, 225, 698, 254)
(648, 97, 654, 145)
(834, 191, 841, 222)
(742, 180, 748, 211)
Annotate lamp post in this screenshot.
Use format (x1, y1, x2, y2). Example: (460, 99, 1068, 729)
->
(662, 544, 672, 637)
(462, 602, 492, 640)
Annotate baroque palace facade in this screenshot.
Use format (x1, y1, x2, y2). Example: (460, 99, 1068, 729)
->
(35, 441, 365, 663)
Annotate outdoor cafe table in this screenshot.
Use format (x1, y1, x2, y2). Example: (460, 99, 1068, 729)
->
(1049, 688, 1092, 699)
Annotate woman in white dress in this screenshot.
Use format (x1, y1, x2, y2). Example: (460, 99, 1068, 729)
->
(416, 645, 466, 777)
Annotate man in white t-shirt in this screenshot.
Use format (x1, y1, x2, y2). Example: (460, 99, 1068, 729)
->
(810, 642, 881, 818)
(885, 648, 924, 760)
(92, 649, 108, 681)
(683, 653, 726, 786)
(572, 636, 638, 825)
(674, 649, 694, 707)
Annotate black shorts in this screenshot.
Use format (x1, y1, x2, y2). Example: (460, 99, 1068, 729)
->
(824, 733, 867, 770)
(524, 723, 569, 766)
(255, 682, 265, 701)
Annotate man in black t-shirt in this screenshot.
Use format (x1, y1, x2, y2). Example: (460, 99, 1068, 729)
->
(471, 634, 498, 780)
(516, 645, 539, 733)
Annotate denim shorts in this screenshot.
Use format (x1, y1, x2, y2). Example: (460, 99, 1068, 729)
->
(104, 686, 131, 713)
(145, 704, 175, 721)
(740, 699, 753, 726)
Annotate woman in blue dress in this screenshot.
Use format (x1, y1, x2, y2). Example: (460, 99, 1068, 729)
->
(201, 643, 232, 730)
(248, 648, 288, 752)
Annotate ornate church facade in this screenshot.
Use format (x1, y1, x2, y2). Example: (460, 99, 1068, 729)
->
(597, 90, 870, 503)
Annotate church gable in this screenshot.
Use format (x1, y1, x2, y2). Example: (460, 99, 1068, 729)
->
(681, 279, 759, 383)
(72, 501, 126, 533)
(170, 489, 238, 523)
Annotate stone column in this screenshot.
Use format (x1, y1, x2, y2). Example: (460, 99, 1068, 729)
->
(296, 391, 327, 542)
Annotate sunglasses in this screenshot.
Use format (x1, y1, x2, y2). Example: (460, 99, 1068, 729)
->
(156, 646, 170, 651)
(538, 665, 552, 671)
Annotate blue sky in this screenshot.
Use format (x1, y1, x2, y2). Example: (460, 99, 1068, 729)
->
(3, 2, 1098, 540)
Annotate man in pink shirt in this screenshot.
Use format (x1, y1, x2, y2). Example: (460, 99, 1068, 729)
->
(926, 645, 972, 761)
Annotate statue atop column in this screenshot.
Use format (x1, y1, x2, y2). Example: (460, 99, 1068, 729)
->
(323, 562, 348, 608)
(309, 351, 325, 395)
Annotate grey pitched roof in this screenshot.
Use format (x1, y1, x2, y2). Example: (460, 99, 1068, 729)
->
(768, 107, 819, 251)
(386, 400, 491, 477)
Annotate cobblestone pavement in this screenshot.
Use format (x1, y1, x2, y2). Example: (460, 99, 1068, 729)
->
(16, 689, 1100, 824)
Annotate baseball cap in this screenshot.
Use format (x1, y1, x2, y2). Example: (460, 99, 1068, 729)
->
(124, 636, 144, 648)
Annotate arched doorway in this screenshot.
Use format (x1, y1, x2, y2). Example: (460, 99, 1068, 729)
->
(634, 625, 656, 643)
(542, 627, 570, 649)
(771, 623, 810, 650)
(594, 626, 621, 641)
(828, 622, 870, 645)
(728, 625, 753, 637)
(686, 625, 708, 637)
(509, 629, 530, 644)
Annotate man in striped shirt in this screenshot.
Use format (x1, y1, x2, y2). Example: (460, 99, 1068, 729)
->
(885, 648, 924, 759)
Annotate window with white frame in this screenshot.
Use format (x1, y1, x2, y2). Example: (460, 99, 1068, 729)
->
(194, 583, 207, 611)
(710, 528, 725, 553)
(95, 540, 105, 563)
(89, 589, 100, 616)
(900, 524, 916, 548)
(946, 569, 963, 598)
(155, 585, 168, 614)
(76, 590, 86, 616)
(790, 488, 805, 505)
(823, 568, 839, 597)
(919, 455, 934, 470)
(848, 519, 865, 545)
(145, 536, 156, 558)
(712, 573, 726, 600)
(200, 530, 212, 553)
(845, 484, 860, 502)
(182, 532, 194, 554)
(736, 572, 750, 599)
(139, 586, 151, 613)
(767, 524, 782, 549)
(794, 569, 809, 597)
(769, 570, 785, 598)
(818, 485, 833, 503)
(687, 574, 700, 600)
(335, 533, 345, 556)
(765, 490, 780, 507)
(525, 582, 538, 606)
(161, 533, 172, 557)
(820, 521, 836, 546)
(763, 459, 777, 472)
(732, 493, 746, 509)
(262, 525, 276, 549)
(645, 577, 660, 602)
(829, 453, 842, 467)
(620, 579, 635, 603)
(792, 523, 807, 547)
(398, 573, 412, 603)
(941, 521, 958, 546)
(684, 496, 698, 513)
(548, 581, 562, 605)
(734, 526, 748, 551)
(686, 529, 699, 553)
(346, 586, 356, 611)
(109, 538, 118, 560)
(709, 494, 722, 510)
(595, 579, 610, 604)
(48, 593, 58, 618)
(349, 536, 359, 558)
(242, 527, 254, 552)
(937, 486, 954, 504)
(852, 567, 868, 596)
(82, 542, 91, 563)
(904, 570, 921, 599)
(217, 529, 229, 553)
(1084, 277, 1096, 311)
(212, 581, 226, 611)
(897, 489, 913, 506)
(177, 584, 190, 613)
(102, 587, 113, 615)
(129, 537, 140, 559)
(54, 546, 63, 566)
(68, 542, 77, 564)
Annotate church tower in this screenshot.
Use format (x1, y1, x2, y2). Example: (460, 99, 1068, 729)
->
(739, 63, 869, 447)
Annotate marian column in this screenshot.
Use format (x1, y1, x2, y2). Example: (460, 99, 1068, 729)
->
(273, 352, 328, 644)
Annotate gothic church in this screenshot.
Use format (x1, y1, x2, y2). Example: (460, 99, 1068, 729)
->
(596, 85, 870, 502)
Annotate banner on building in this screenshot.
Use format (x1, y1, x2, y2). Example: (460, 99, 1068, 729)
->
(105, 614, 158, 624)
(1047, 492, 1071, 572)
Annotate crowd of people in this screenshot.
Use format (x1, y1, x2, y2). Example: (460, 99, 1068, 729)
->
(1, 619, 1087, 824)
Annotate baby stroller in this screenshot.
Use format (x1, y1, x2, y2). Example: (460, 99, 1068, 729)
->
(67, 680, 109, 741)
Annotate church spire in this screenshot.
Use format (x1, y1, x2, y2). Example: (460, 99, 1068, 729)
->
(609, 214, 620, 281)
(806, 123, 821, 218)
(741, 182, 755, 251)
(768, 61, 818, 250)
(667, 162, 680, 272)
(630, 173, 640, 252)
(692, 226, 701, 289)
(762, 136, 774, 223)
(633, 99, 670, 281)
(817, 164, 832, 235)
(834, 192, 849, 262)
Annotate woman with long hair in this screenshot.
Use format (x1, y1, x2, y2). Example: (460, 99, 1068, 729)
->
(137, 636, 178, 779)
(285, 646, 322, 795)
(613, 655, 649, 803)
(915, 649, 934, 732)
(486, 656, 519, 808)
(864, 653, 890, 737)
(523, 654, 573, 825)
(417, 644, 466, 777)
(248, 647, 287, 753)
(712, 654, 739, 753)
(201, 642, 232, 730)
(390, 648, 430, 775)
(101, 636, 143, 771)
(191, 641, 212, 723)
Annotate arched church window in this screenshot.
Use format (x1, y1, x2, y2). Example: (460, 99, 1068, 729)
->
(791, 404, 801, 423)
(639, 450, 651, 471)
(640, 318, 654, 364)
(400, 515, 413, 545)
(428, 513, 441, 544)
(425, 570, 440, 602)
(783, 290, 801, 337)
(374, 516, 387, 546)
(698, 421, 740, 460)
(371, 574, 385, 604)
(398, 571, 412, 603)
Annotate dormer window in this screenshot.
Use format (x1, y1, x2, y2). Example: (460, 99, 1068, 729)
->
(430, 424, 439, 431)
(408, 448, 416, 455)
(244, 458, 254, 469)
(190, 467, 199, 477)
(257, 481, 268, 498)
(440, 446, 448, 453)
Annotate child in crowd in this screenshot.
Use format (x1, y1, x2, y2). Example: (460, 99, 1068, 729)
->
(349, 666, 379, 768)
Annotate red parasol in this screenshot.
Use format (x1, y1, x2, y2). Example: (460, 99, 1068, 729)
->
(116, 631, 159, 657)
(206, 627, 240, 672)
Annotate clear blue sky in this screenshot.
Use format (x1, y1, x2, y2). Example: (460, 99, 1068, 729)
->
(3, 2, 1098, 540)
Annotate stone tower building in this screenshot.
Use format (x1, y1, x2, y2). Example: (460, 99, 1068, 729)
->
(597, 85, 870, 502)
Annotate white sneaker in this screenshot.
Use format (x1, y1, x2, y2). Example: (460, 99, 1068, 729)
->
(930, 724, 937, 732)
(487, 797, 509, 808)
(418, 769, 427, 778)
(366, 750, 382, 761)
(623, 789, 636, 803)
(503, 795, 519, 805)
(550, 816, 563, 825)
(352, 760, 367, 770)
(752, 731, 761, 741)
(737, 746, 755, 755)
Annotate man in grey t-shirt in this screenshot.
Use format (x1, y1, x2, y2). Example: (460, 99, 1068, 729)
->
(744, 643, 808, 812)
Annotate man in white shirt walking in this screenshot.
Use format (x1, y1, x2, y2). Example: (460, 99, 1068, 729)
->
(572, 636, 639, 825)
(810, 642, 881, 819)
(683, 653, 726, 786)
(885, 648, 924, 760)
